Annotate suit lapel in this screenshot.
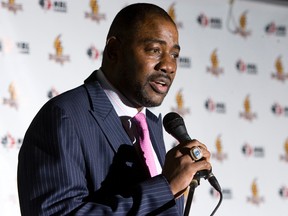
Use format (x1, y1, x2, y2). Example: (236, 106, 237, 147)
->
(84, 72, 132, 153)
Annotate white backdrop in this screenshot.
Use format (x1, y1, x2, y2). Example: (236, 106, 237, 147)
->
(1, 0, 288, 215)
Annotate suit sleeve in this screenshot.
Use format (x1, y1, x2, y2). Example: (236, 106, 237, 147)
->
(17, 103, 182, 216)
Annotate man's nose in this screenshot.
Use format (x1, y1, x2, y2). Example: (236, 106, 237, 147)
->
(156, 53, 177, 74)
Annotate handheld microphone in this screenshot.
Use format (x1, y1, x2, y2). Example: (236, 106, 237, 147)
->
(163, 112, 221, 192)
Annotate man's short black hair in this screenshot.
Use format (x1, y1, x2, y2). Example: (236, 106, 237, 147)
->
(107, 3, 175, 39)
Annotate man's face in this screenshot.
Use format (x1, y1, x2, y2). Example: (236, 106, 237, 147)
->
(115, 16, 180, 108)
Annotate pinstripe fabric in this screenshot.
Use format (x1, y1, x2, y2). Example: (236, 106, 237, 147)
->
(17, 70, 184, 215)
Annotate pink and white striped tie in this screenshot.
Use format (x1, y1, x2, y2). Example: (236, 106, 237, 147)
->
(133, 112, 158, 177)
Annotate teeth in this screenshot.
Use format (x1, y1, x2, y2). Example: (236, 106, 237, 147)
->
(156, 81, 165, 85)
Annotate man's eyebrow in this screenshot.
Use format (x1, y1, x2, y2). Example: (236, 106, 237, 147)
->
(174, 44, 181, 51)
(142, 38, 181, 51)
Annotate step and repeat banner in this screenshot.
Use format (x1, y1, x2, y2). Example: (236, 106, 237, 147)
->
(1, 0, 288, 215)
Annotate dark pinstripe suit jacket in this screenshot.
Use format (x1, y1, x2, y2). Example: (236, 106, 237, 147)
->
(18, 71, 184, 215)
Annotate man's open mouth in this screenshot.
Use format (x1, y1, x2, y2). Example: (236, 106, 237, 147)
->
(149, 77, 170, 94)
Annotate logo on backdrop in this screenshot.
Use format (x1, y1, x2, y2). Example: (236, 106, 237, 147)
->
(178, 56, 191, 68)
(168, 3, 183, 28)
(87, 45, 102, 61)
(171, 89, 190, 116)
(0, 38, 29, 54)
(2, 82, 19, 110)
(210, 188, 232, 199)
(271, 102, 288, 117)
(212, 135, 228, 162)
(16, 42, 30, 54)
(49, 35, 70, 65)
(235, 11, 251, 38)
(85, 0, 106, 22)
(242, 142, 265, 158)
(279, 186, 288, 199)
(236, 59, 257, 74)
(1, 0, 22, 14)
(39, 0, 67, 12)
(197, 13, 222, 29)
(209, 188, 221, 199)
(239, 95, 257, 121)
(265, 22, 286, 36)
(205, 98, 226, 113)
(47, 87, 59, 99)
(280, 138, 288, 162)
(39, 0, 52, 10)
(227, 4, 251, 38)
(247, 179, 264, 205)
(1, 132, 22, 149)
(271, 56, 288, 82)
(206, 49, 224, 76)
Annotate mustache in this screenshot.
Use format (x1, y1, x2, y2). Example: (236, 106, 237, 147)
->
(148, 72, 172, 85)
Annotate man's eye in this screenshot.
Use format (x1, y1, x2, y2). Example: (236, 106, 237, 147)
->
(172, 52, 179, 59)
(147, 48, 161, 54)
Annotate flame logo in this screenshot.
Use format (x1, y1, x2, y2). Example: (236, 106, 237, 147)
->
(176, 89, 183, 110)
(90, 0, 99, 15)
(285, 139, 288, 155)
(247, 178, 264, 204)
(240, 94, 256, 121)
(275, 56, 283, 76)
(168, 3, 176, 21)
(85, 0, 105, 22)
(251, 179, 258, 199)
(239, 11, 248, 31)
(215, 135, 222, 154)
(244, 95, 251, 114)
(54, 35, 63, 57)
(271, 56, 288, 81)
(167, 3, 183, 28)
(9, 82, 17, 101)
(212, 134, 227, 162)
(171, 89, 189, 116)
(210, 49, 219, 69)
(207, 49, 224, 76)
(236, 10, 251, 37)
(280, 138, 288, 162)
(2, 82, 18, 109)
(49, 35, 69, 64)
(227, 2, 251, 38)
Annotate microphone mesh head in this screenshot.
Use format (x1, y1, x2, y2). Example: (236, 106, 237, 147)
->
(163, 112, 184, 135)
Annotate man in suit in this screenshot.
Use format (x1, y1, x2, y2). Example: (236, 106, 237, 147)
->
(18, 3, 212, 215)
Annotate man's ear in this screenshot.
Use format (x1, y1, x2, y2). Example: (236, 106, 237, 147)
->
(105, 36, 120, 61)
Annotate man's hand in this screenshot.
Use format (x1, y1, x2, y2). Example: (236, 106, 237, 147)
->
(162, 139, 211, 198)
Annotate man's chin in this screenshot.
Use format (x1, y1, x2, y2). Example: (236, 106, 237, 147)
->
(145, 102, 162, 108)
(136, 90, 167, 107)
(142, 97, 165, 108)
